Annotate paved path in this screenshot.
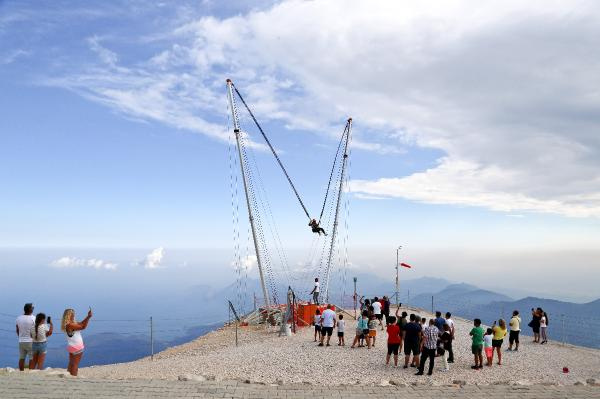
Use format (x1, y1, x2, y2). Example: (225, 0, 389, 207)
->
(1, 374, 599, 398)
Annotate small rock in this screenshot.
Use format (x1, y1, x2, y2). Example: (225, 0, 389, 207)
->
(4, 367, 16, 373)
(178, 374, 206, 382)
(541, 381, 558, 386)
(275, 378, 284, 385)
(452, 380, 467, 386)
(574, 380, 587, 386)
(586, 378, 598, 386)
(513, 380, 532, 386)
(378, 380, 390, 387)
(389, 380, 407, 387)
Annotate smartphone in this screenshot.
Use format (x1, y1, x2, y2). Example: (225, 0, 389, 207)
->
(47, 316, 51, 324)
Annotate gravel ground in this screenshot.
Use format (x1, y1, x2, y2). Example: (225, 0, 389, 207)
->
(71, 307, 600, 386)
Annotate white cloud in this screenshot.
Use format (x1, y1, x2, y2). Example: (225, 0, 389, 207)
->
(87, 35, 118, 66)
(0, 49, 29, 65)
(43, 0, 600, 218)
(140, 247, 165, 269)
(51, 256, 117, 270)
(239, 255, 257, 272)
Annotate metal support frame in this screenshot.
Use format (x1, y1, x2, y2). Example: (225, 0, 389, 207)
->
(323, 118, 352, 302)
(226, 79, 271, 312)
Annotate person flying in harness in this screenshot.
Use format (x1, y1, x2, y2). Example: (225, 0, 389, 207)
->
(309, 219, 327, 236)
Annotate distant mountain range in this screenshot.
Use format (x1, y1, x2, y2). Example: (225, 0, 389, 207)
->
(405, 280, 600, 349)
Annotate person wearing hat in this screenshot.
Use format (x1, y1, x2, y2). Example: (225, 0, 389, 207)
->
(15, 303, 35, 371)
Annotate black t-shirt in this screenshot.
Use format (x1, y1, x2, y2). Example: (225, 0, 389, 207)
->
(403, 322, 422, 343)
(440, 331, 452, 350)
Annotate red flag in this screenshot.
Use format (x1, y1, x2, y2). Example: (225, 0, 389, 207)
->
(400, 262, 412, 268)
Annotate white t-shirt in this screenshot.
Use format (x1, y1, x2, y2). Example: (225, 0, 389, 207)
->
(540, 316, 547, 328)
(16, 315, 35, 343)
(484, 334, 493, 348)
(445, 318, 455, 331)
(314, 315, 322, 326)
(337, 319, 345, 332)
(372, 301, 382, 315)
(30, 324, 49, 343)
(314, 282, 320, 293)
(321, 309, 336, 328)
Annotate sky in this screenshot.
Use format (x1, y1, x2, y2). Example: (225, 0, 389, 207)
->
(1, 0, 599, 303)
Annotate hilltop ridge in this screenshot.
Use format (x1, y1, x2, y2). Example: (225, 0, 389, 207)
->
(77, 306, 600, 387)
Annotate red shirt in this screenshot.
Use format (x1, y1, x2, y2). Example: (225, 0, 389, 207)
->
(387, 324, 402, 344)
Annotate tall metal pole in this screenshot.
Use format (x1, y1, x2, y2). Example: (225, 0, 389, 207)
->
(226, 79, 271, 312)
(396, 246, 402, 308)
(150, 316, 154, 361)
(324, 118, 352, 302)
(353, 277, 357, 320)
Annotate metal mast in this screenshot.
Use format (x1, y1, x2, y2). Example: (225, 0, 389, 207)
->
(323, 118, 352, 302)
(226, 79, 271, 311)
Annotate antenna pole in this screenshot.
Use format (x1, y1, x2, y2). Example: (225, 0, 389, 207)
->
(324, 118, 352, 302)
(226, 79, 271, 313)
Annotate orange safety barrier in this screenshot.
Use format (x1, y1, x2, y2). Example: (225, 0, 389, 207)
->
(296, 303, 336, 327)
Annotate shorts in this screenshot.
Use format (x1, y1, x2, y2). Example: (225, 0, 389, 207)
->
(315, 325, 321, 332)
(368, 330, 376, 337)
(472, 344, 483, 355)
(337, 331, 344, 338)
(32, 341, 47, 355)
(387, 343, 400, 355)
(322, 326, 334, 336)
(492, 339, 503, 348)
(404, 341, 420, 356)
(376, 314, 383, 320)
(362, 329, 369, 336)
(19, 342, 33, 360)
(485, 346, 493, 358)
(509, 330, 520, 344)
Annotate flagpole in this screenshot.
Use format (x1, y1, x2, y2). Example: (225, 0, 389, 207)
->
(396, 245, 402, 308)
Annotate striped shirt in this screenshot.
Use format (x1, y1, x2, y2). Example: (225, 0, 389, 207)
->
(422, 326, 440, 350)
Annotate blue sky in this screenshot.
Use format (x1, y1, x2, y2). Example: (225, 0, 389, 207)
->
(1, 0, 599, 302)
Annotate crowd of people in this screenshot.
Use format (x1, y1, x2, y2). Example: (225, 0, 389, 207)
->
(311, 294, 551, 377)
(13, 295, 551, 378)
(14, 303, 93, 376)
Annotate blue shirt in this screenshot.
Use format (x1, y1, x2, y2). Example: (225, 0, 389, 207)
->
(434, 317, 446, 331)
(357, 317, 368, 330)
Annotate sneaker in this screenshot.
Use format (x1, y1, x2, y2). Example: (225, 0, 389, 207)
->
(471, 366, 479, 370)
(415, 372, 423, 376)
(318, 343, 324, 347)
(448, 360, 454, 363)
(403, 365, 408, 369)
(514, 348, 519, 352)
(427, 372, 432, 376)
(506, 348, 512, 351)
(326, 343, 330, 347)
